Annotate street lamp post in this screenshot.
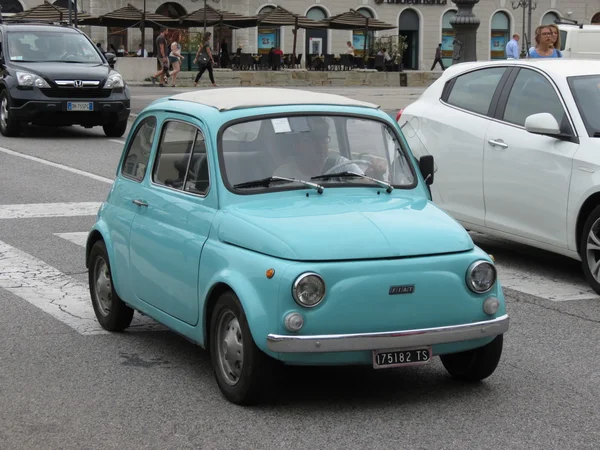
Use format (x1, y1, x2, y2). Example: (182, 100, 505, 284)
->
(511, 0, 537, 56)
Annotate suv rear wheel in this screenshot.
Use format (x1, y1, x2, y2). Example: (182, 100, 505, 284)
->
(0, 91, 21, 137)
(103, 119, 128, 138)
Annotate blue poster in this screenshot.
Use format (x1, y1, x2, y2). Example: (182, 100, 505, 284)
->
(352, 33, 365, 50)
(490, 35, 506, 52)
(258, 31, 277, 51)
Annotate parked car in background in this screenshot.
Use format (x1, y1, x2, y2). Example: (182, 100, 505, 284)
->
(0, 21, 129, 137)
(86, 87, 509, 405)
(398, 58, 600, 294)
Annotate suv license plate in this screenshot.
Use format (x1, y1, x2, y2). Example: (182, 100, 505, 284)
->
(372, 347, 432, 369)
(67, 102, 93, 111)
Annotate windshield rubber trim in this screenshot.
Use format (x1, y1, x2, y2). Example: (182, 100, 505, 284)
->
(216, 110, 419, 196)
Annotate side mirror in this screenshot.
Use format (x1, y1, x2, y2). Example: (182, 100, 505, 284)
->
(105, 52, 116, 68)
(524, 112, 561, 137)
(419, 155, 434, 186)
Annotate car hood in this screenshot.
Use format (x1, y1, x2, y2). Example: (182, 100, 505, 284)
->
(11, 62, 111, 82)
(216, 195, 474, 261)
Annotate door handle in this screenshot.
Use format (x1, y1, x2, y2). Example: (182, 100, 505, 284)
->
(488, 139, 508, 149)
(132, 199, 148, 207)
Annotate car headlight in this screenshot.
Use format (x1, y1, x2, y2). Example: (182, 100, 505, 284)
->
(16, 71, 50, 88)
(104, 73, 124, 89)
(466, 260, 497, 293)
(292, 272, 326, 307)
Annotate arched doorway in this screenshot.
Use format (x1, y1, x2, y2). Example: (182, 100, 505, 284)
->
(541, 11, 560, 25)
(306, 6, 327, 57)
(490, 11, 510, 59)
(592, 12, 600, 24)
(258, 5, 280, 54)
(153, 3, 187, 55)
(353, 7, 375, 57)
(399, 9, 420, 70)
(441, 9, 456, 67)
(1, 0, 24, 13)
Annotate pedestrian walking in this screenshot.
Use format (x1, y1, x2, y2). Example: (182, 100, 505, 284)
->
(430, 44, 445, 70)
(151, 27, 169, 87)
(193, 32, 218, 87)
(505, 33, 520, 59)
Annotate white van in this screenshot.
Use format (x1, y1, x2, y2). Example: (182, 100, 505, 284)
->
(557, 23, 600, 59)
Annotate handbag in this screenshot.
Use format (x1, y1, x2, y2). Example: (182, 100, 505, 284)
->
(196, 51, 209, 66)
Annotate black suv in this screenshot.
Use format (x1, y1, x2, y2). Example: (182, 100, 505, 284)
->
(0, 22, 130, 137)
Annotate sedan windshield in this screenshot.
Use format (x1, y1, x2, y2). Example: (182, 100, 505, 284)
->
(568, 75, 600, 137)
(220, 114, 416, 192)
(7, 31, 103, 64)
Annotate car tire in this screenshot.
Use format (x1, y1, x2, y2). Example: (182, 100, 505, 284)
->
(103, 120, 128, 138)
(440, 334, 503, 382)
(88, 240, 134, 331)
(0, 90, 21, 137)
(579, 204, 600, 295)
(209, 290, 274, 405)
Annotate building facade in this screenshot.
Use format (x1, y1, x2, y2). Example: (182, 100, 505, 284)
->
(6, 0, 600, 69)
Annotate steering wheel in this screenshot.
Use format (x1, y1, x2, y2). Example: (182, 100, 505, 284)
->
(324, 159, 373, 175)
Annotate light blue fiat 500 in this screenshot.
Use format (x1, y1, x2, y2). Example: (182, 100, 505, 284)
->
(86, 87, 509, 405)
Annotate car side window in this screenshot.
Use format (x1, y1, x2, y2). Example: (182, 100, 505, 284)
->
(153, 120, 198, 190)
(445, 68, 506, 116)
(502, 69, 567, 130)
(121, 116, 157, 182)
(184, 131, 210, 196)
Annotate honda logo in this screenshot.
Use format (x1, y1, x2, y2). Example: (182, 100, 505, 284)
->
(73, 80, 83, 88)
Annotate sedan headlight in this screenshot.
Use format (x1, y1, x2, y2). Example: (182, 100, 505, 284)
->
(16, 71, 50, 88)
(104, 73, 124, 89)
(292, 272, 326, 307)
(466, 260, 497, 293)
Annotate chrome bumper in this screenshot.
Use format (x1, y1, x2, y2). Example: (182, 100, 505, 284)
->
(266, 314, 509, 353)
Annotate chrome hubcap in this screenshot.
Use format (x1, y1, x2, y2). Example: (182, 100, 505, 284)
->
(216, 311, 244, 385)
(93, 257, 112, 317)
(586, 219, 600, 283)
(1, 97, 8, 130)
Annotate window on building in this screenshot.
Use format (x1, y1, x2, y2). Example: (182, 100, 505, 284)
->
(354, 8, 375, 57)
(306, 7, 328, 56)
(593, 12, 600, 24)
(490, 12, 510, 60)
(541, 12, 560, 25)
(258, 6, 280, 55)
(441, 9, 456, 67)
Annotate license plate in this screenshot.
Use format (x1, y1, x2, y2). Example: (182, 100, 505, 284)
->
(67, 102, 93, 111)
(372, 347, 432, 369)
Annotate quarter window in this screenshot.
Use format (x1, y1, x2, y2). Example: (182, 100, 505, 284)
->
(446, 68, 506, 116)
(121, 116, 156, 182)
(184, 133, 210, 196)
(502, 69, 567, 129)
(153, 121, 198, 190)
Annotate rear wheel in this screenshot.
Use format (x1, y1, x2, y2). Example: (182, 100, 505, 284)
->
(0, 91, 21, 137)
(209, 291, 274, 405)
(580, 204, 600, 295)
(103, 119, 128, 137)
(440, 334, 504, 382)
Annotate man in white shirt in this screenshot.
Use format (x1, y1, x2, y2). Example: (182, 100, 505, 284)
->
(274, 117, 362, 180)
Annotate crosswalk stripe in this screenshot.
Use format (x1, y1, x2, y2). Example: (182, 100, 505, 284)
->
(54, 232, 89, 248)
(0, 239, 165, 335)
(0, 202, 103, 219)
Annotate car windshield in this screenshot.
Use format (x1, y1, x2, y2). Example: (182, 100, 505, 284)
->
(220, 114, 416, 192)
(568, 75, 600, 137)
(6, 30, 103, 64)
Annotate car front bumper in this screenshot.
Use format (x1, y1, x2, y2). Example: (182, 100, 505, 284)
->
(266, 314, 509, 353)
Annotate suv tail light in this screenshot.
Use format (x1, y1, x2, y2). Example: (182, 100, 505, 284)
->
(396, 108, 404, 122)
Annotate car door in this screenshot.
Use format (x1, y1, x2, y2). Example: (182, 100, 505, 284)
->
(483, 67, 579, 249)
(128, 115, 216, 326)
(422, 66, 510, 227)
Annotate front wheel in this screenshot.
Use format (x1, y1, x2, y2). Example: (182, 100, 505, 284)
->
(0, 90, 21, 137)
(579, 204, 600, 295)
(209, 291, 274, 405)
(440, 334, 504, 382)
(103, 119, 128, 137)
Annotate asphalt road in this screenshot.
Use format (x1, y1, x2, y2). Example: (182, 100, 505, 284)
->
(0, 87, 599, 449)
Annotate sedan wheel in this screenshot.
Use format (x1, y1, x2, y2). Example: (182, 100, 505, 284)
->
(580, 205, 600, 295)
(0, 91, 20, 137)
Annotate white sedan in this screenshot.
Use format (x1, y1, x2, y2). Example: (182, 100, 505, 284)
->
(397, 59, 600, 294)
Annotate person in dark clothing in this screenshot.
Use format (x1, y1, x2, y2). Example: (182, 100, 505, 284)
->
(430, 43, 445, 70)
(193, 32, 218, 87)
(219, 40, 230, 68)
(151, 27, 170, 87)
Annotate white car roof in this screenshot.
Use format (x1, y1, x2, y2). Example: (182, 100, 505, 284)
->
(168, 87, 381, 111)
(442, 59, 600, 79)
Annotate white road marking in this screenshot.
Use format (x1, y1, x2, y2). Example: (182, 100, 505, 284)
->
(109, 139, 125, 145)
(0, 146, 113, 184)
(0, 239, 165, 335)
(0, 202, 102, 219)
(54, 231, 88, 247)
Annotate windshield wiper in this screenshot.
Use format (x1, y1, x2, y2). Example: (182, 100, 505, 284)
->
(311, 171, 394, 193)
(234, 176, 324, 193)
